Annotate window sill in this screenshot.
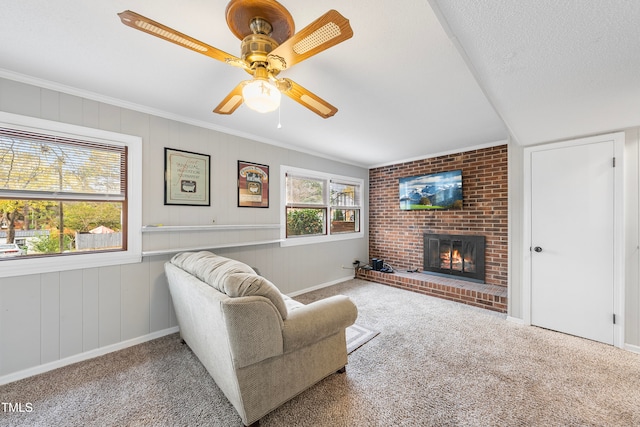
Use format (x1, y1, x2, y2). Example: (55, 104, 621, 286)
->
(0, 251, 142, 278)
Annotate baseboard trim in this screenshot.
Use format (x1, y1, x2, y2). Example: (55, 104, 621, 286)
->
(0, 326, 179, 386)
(286, 275, 354, 298)
(506, 316, 526, 325)
(624, 343, 640, 355)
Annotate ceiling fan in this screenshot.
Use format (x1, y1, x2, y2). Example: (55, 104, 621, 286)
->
(118, 0, 353, 118)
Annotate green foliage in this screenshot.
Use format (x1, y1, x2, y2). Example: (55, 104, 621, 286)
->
(0, 200, 22, 215)
(0, 200, 25, 243)
(287, 176, 324, 204)
(0, 200, 122, 233)
(406, 204, 445, 210)
(30, 231, 74, 254)
(419, 197, 432, 206)
(287, 209, 324, 236)
(63, 202, 122, 232)
(333, 209, 345, 221)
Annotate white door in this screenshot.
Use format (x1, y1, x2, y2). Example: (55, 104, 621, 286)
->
(530, 138, 616, 344)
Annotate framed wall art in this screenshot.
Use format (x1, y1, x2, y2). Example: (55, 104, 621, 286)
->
(164, 148, 210, 206)
(237, 161, 269, 208)
(399, 169, 463, 211)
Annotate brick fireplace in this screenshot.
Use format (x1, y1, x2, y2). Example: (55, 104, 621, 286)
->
(357, 144, 508, 313)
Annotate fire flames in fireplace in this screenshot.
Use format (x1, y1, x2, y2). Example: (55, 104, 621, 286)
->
(424, 234, 485, 282)
(440, 249, 459, 270)
(440, 248, 477, 272)
(441, 249, 470, 271)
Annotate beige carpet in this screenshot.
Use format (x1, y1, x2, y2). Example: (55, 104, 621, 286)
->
(1, 279, 640, 426)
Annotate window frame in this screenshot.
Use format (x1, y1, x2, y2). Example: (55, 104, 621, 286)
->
(281, 165, 364, 247)
(0, 111, 142, 278)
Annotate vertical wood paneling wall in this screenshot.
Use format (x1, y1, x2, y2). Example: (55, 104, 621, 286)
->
(0, 78, 369, 381)
(2, 77, 640, 382)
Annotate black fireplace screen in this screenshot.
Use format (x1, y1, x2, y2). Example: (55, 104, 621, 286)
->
(424, 234, 485, 282)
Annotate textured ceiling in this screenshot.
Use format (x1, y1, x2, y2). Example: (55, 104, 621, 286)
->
(432, 0, 640, 145)
(1, 1, 638, 167)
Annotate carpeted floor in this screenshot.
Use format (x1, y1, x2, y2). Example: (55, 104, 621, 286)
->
(2, 279, 640, 426)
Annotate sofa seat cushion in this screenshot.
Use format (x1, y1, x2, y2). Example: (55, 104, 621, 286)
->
(171, 251, 289, 319)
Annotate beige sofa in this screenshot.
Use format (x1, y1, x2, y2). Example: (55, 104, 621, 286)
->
(165, 251, 358, 426)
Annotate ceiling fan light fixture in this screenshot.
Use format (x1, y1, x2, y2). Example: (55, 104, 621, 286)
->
(118, 5, 353, 119)
(242, 79, 281, 113)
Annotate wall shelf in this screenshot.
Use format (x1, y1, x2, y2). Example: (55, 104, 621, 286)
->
(141, 224, 282, 256)
(142, 224, 280, 233)
(142, 238, 284, 257)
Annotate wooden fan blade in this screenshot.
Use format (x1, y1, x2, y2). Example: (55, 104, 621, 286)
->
(267, 10, 353, 71)
(118, 10, 249, 70)
(278, 79, 337, 118)
(213, 82, 245, 115)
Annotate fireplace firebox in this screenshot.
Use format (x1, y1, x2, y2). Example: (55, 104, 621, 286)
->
(423, 234, 485, 283)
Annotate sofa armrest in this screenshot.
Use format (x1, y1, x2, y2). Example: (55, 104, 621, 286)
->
(222, 296, 285, 368)
(282, 295, 358, 353)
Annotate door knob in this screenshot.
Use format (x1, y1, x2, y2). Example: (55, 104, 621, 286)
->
(533, 246, 543, 253)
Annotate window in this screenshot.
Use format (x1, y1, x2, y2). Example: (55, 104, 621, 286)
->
(282, 166, 363, 246)
(0, 112, 142, 277)
(285, 174, 327, 237)
(330, 181, 361, 234)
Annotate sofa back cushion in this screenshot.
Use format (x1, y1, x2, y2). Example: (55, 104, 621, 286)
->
(170, 251, 288, 319)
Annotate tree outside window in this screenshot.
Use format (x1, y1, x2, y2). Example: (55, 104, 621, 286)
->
(285, 175, 326, 237)
(0, 128, 126, 258)
(283, 168, 362, 241)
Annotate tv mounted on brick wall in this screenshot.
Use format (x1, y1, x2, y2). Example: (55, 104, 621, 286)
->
(399, 169, 462, 210)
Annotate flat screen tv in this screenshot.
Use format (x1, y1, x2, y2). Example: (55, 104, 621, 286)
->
(399, 169, 463, 210)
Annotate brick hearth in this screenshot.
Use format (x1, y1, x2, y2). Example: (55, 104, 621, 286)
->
(357, 268, 507, 313)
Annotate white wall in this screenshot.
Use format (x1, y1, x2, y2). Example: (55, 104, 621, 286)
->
(624, 128, 640, 349)
(508, 128, 640, 352)
(507, 140, 524, 320)
(0, 78, 369, 383)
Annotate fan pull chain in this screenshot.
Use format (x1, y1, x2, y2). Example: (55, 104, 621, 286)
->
(277, 104, 282, 129)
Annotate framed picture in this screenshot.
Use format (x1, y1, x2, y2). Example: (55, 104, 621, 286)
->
(237, 161, 269, 208)
(164, 148, 210, 206)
